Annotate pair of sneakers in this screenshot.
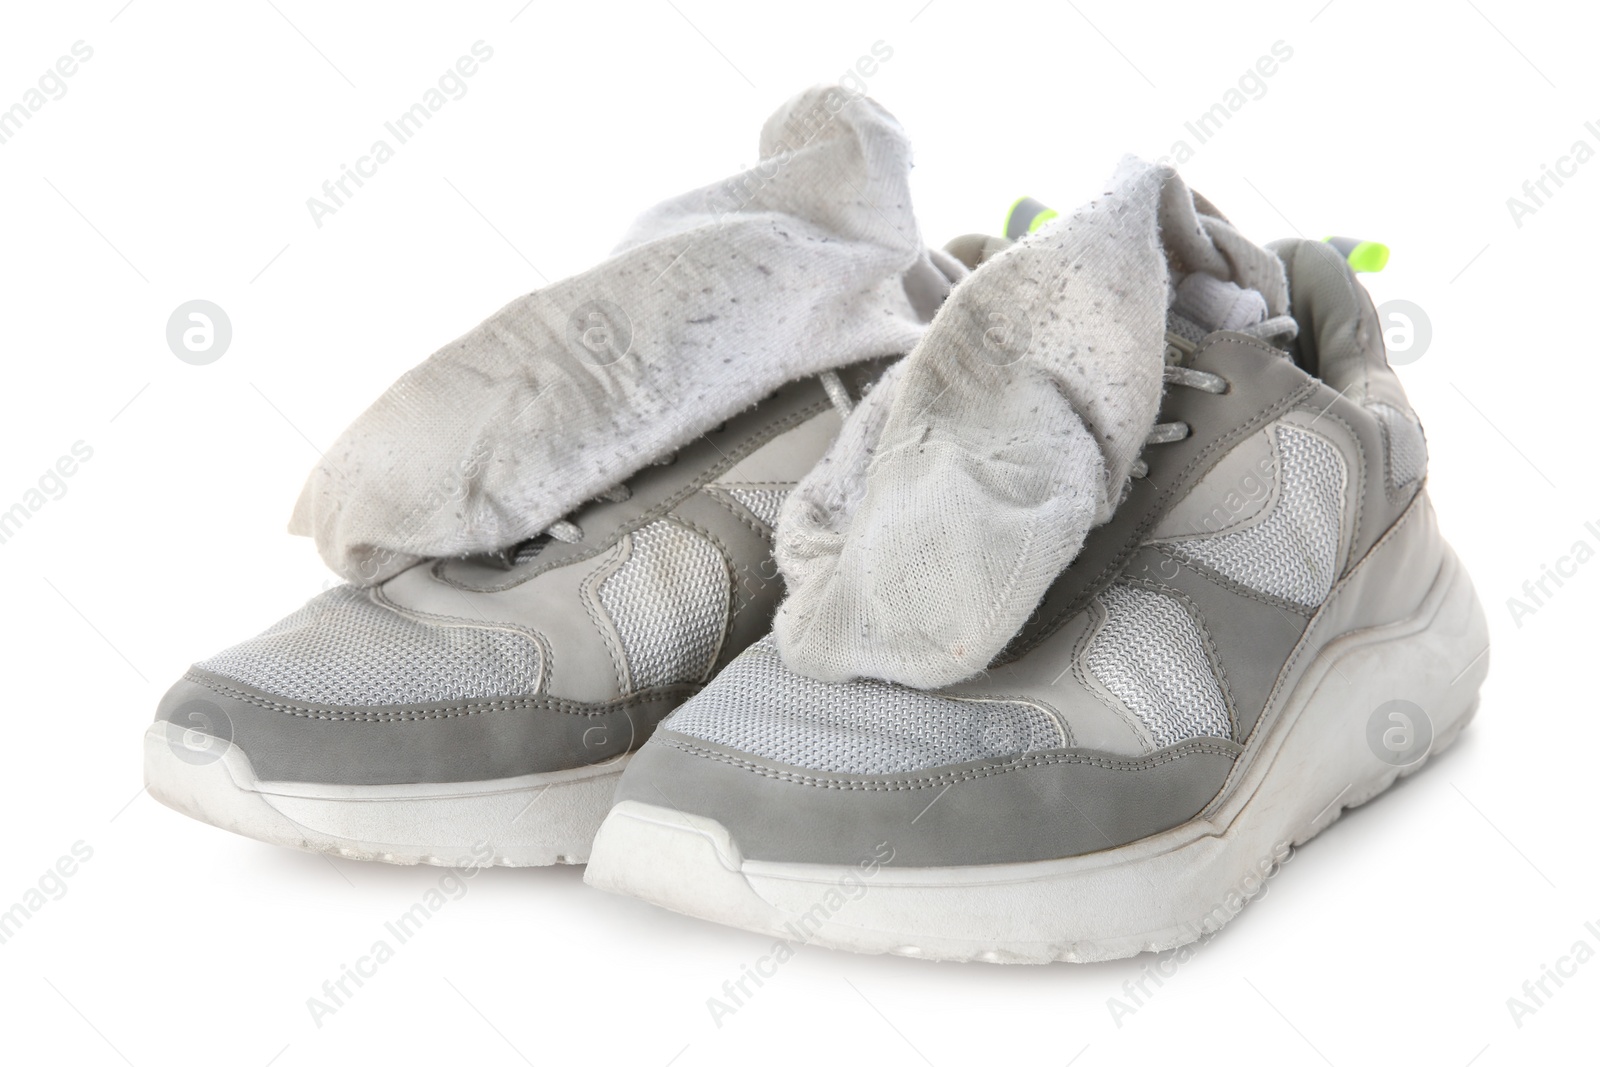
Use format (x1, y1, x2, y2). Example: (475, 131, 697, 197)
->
(145, 110, 1488, 965)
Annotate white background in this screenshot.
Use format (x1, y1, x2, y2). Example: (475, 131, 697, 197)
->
(1, 1, 1596, 1064)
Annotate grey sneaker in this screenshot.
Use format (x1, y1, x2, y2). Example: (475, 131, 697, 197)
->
(143, 359, 890, 866)
(584, 237, 1490, 961)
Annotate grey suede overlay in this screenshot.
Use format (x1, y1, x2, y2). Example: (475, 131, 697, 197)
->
(619, 730, 1241, 866)
(158, 670, 695, 785)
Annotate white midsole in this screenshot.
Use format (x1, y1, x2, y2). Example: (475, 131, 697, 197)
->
(144, 721, 625, 867)
(585, 545, 1489, 961)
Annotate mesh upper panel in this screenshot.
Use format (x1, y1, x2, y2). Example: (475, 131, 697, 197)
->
(1368, 401, 1428, 488)
(1085, 583, 1232, 748)
(598, 520, 730, 690)
(196, 586, 543, 707)
(664, 638, 1064, 774)
(1169, 423, 1346, 606)
(512, 538, 547, 565)
(720, 486, 790, 528)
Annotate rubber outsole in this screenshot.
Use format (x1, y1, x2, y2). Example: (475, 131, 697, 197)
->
(143, 722, 625, 867)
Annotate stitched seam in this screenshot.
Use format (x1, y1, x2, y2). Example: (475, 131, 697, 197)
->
(1152, 545, 1316, 615)
(583, 536, 633, 693)
(703, 487, 785, 539)
(678, 496, 778, 617)
(691, 491, 772, 542)
(1146, 437, 1282, 542)
(658, 736, 1239, 791)
(186, 671, 697, 723)
(1194, 334, 1286, 363)
(1369, 405, 1426, 502)
(950, 692, 1073, 751)
(365, 586, 554, 693)
(1334, 247, 1374, 403)
(1376, 415, 1399, 497)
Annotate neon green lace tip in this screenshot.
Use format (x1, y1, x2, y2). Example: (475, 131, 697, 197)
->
(1003, 196, 1030, 236)
(1323, 236, 1390, 273)
(1005, 196, 1057, 240)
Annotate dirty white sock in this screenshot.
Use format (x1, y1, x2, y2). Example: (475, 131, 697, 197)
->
(773, 157, 1289, 689)
(290, 86, 955, 584)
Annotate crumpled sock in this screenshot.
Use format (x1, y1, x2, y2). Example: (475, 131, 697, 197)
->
(772, 157, 1289, 689)
(290, 86, 955, 585)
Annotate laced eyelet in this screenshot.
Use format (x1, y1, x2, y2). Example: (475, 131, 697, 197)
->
(1145, 421, 1191, 446)
(1162, 365, 1229, 394)
(547, 519, 584, 544)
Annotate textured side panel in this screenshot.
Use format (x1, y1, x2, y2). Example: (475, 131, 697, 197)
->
(1084, 584, 1232, 748)
(665, 638, 1064, 774)
(1367, 401, 1428, 489)
(720, 485, 791, 528)
(598, 520, 730, 690)
(197, 587, 543, 706)
(1169, 423, 1346, 606)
